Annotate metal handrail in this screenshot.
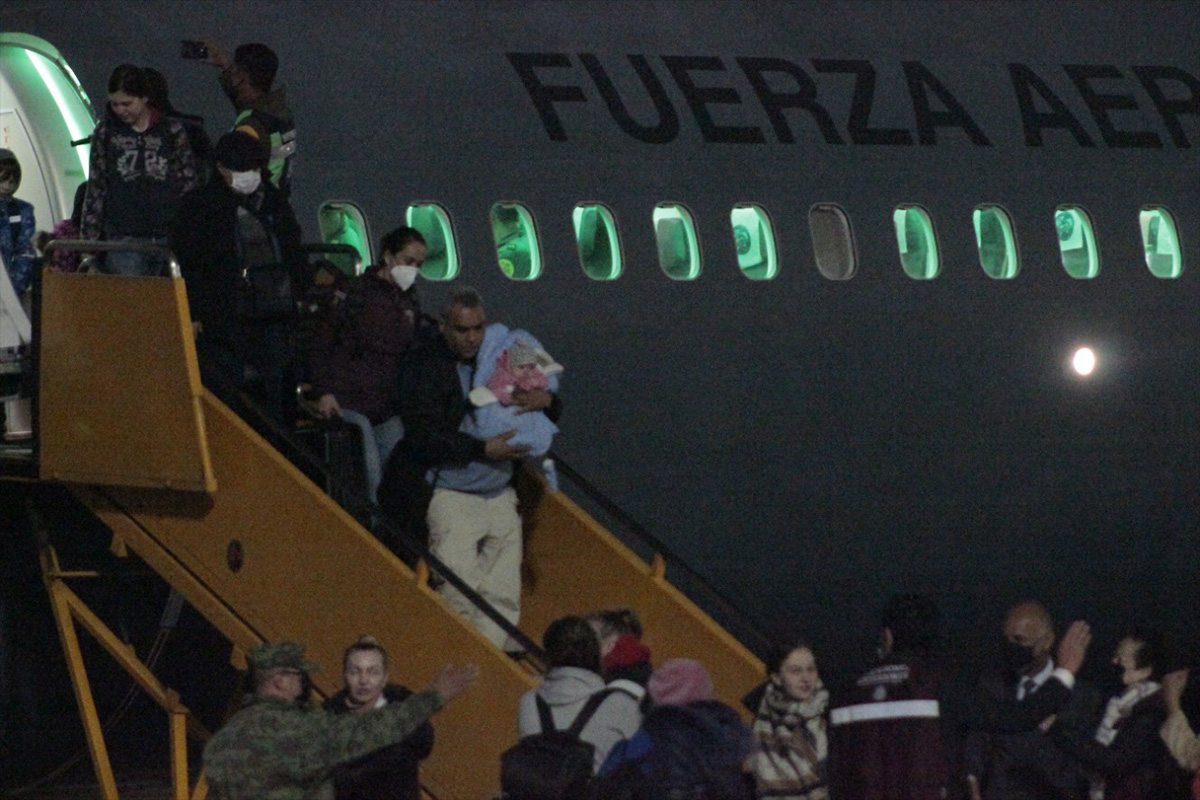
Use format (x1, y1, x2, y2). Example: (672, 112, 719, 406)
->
(549, 452, 775, 657)
(42, 238, 181, 279)
(300, 243, 364, 276)
(193, 351, 546, 665)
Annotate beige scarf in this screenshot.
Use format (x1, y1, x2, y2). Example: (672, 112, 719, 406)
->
(752, 681, 829, 800)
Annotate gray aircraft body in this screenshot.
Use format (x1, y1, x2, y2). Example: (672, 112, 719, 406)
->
(4, 0, 1199, 687)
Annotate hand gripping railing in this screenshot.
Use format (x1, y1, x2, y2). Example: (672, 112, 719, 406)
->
(41, 238, 182, 278)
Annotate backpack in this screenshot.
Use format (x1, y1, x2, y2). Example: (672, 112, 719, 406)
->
(500, 689, 616, 800)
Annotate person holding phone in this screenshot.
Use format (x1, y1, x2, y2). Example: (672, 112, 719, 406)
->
(196, 40, 297, 196)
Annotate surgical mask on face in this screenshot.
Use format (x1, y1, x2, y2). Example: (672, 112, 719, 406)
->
(1001, 640, 1038, 675)
(229, 170, 262, 196)
(390, 264, 419, 291)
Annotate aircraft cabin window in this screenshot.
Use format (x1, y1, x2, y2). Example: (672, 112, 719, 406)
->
(1055, 206, 1099, 279)
(973, 205, 1019, 279)
(490, 202, 541, 281)
(809, 204, 857, 280)
(730, 204, 777, 280)
(573, 203, 622, 280)
(1139, 206, 1182, 279)
(653, 203, 701, 280)
(317, 201, 372, 276)
(405, 203, 459, 281)
(893, 205, 940, 279)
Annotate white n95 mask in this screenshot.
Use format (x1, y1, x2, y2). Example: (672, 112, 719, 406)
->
(229, 170, 262, 195)
(390, 265, 420, 290)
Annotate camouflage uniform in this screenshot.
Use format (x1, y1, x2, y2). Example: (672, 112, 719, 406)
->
(202, 642, 444, 800)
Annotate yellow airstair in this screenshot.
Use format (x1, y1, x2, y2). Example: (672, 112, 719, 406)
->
(28, 267, 765, 800)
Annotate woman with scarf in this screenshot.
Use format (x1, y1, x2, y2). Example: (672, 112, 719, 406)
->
(750, 641, 828, 800)
(1051, 626, 1170, 800)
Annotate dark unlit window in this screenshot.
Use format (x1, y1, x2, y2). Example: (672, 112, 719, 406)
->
(809, 204, 856, 280)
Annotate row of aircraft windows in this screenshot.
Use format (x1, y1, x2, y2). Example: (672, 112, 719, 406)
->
(318, 201, 1185, 283)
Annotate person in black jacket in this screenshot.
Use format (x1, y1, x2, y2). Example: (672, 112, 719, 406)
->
(170, 130, 302, 421)
(380, 286, 560, 649)
(1050, 627, 1171, 800)
(323, 636, 434, 800)
(962, 601, 1096, 800)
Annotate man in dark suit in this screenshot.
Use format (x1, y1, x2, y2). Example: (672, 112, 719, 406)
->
(964, 602, 1097, 800)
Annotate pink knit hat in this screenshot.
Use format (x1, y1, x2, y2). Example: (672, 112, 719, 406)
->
(648, 658, 713, 706)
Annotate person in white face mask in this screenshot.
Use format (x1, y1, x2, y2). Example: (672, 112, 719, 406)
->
(309, 226, 428, 506)
(170, 130, 303, 422)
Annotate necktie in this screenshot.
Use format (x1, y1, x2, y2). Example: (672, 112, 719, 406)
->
(1020, 678, 1038, 699)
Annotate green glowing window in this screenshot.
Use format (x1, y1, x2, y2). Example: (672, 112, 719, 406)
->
(573, 203, 622, 280)
(1139, 207, 1181, 279)
(809, 204, 857, 280)
(1055, 206, 1099, 279)
(490, 202, 541, 281)
(405, 203, 459, 281)
(973, 205, 1019, 279)
(730, 204, 777, 280)
(317, 201, 371, 276)
(893, 205, 940, 279)
(654, 203, 701, 280)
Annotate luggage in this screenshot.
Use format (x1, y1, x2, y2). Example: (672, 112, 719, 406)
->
(500, 689, 616, 800)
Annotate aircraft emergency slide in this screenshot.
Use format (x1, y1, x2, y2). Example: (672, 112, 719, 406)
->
(32, 270, 763, 799)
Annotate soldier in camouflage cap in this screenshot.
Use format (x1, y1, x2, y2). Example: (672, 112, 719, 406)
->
(250, 640, 322, 673)
(203, 640, 478, 800)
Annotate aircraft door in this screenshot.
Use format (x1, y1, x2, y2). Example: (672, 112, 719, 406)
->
(0, 33, 94, 230)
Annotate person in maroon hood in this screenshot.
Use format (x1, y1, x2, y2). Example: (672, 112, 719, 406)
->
(309, 226, 427, 503)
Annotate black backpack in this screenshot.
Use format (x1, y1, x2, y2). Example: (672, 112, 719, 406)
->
(500, 689, 616, 800)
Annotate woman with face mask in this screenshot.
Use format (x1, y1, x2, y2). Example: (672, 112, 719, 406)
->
(309, 226, 428, 505)
(1050, 627, 1171, 800)
(80, 64, 199, 275)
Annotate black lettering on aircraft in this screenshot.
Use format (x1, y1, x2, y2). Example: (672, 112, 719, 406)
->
(507, 53, 1200, 149)
(1064, 65, 1161, 148)
(579, 54, 680, 144)
(735, 57, 843, 144)
(812, 59, 913, 145)
(659, 56, 765, 144)
(1008, 63, 1096, 147)
(1132, 66, 1200, 148)
(902, 61, 991, 146)
(506, 53, 586, 142)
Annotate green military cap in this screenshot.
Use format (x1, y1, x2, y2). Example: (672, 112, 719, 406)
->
(250, 641, 321, 673)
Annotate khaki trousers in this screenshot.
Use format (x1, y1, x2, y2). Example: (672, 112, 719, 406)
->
(427, 487, 522, 647)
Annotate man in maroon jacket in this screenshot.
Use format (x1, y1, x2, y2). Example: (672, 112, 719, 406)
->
(830, 594, 951, 800)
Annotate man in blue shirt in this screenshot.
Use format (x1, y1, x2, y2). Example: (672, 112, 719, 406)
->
(392, 286, 560, 648)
